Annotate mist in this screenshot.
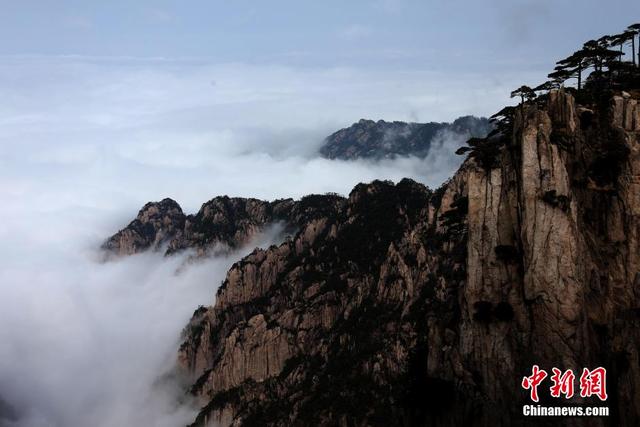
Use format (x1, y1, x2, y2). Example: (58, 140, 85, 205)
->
(0, 55, 498, 426)
(0, 223, 285, 427)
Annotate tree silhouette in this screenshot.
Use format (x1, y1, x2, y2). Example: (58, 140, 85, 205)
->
(456, 136, 502, 170)
(554, 50, 589, 89)
(609, 32, 632, 63)
(490, 106, 515, 132)
(457, 22, 640, 172)
(548, 37, 618, 91)
(533, 80, 561, 93)
(456, 107, 515, 170)
(629, 23, 640, 67)
(547, 67, 573, 88)
(536, 24, 640, 96)
(510, 85, 536, 105)
(616, 30, 636, 66)
(572, 39, 620, 90)
(586, 39, 620, 72)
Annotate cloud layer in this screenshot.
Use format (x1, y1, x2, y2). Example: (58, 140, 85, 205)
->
(0, 55, 506, 426)
(0, 225, 286, 427)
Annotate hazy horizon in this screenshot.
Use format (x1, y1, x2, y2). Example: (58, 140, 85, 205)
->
(1, 2, 639, 426)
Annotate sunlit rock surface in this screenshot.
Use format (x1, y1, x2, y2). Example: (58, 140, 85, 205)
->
(174, 90, 640, 426)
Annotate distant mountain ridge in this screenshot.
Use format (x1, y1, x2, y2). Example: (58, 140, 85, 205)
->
(103, 90, 640, 427)
(102, 194, 344, 258)
(101, 22, 640, 427)
(319, 115, 491, 160)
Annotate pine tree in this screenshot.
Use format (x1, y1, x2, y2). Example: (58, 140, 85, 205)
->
(551, 49, 586, 89)
(628, 24, 640, 67)
(510, 85, 536, 105)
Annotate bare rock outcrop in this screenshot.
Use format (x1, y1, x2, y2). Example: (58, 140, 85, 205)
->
(320, 116, 491, 160)
(102, 198, 186, 256)
(103, 195, 345, 258)
(176, 90, 640, 427)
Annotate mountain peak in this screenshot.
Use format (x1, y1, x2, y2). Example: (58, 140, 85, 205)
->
(102, 199, 186, 256)
(320, 115, 491, 160)
(175, 88, 640, 427)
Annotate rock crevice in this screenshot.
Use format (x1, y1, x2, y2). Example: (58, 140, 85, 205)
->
(173, 91, 640, 426)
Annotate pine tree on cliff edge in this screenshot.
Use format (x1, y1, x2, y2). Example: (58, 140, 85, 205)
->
(629, 23, 640, 66)
(510, 86, 536, 106)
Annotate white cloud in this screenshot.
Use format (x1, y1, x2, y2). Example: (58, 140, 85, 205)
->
(0, 218, 285, 427)
(0, 54, 517, 426)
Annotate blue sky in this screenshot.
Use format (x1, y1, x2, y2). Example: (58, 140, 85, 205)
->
(2, 0, 639, 71)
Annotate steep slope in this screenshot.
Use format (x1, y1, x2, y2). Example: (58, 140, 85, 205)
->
(102, 198, 186, 256)
(103, 194, 345, 257)
(175, 89, 640, 426)
(320, 116, 491, 160)
(178, 177, 466, 426)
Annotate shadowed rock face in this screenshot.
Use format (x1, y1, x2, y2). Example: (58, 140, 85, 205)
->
(103, 195, 346, 258)
(178, 177, 464, 427)
(174, 90, 640, 427)
(102, 198, 186, 256)
(319, 116, 491, 160)
(103, 115, 490, 257)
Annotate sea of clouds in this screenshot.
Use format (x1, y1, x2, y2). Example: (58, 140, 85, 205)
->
(0, 55, 524, 426)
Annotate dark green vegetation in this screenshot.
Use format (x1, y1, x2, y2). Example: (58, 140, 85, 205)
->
(457, 23, 640, 173)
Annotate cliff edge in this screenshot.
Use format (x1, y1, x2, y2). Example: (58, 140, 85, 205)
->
(174, 89, 640, 427)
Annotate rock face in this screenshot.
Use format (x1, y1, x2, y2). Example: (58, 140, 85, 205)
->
(320, 116, 491, 160)
(175, 90, 640, 426)
(102, 198, 186, 256)
(103, 194, 345, 257)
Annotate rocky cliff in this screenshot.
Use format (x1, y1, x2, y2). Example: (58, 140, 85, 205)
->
(319, 116, 491, 160)
(169, 89, 640, 426)
(103, 194, 344, 258)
